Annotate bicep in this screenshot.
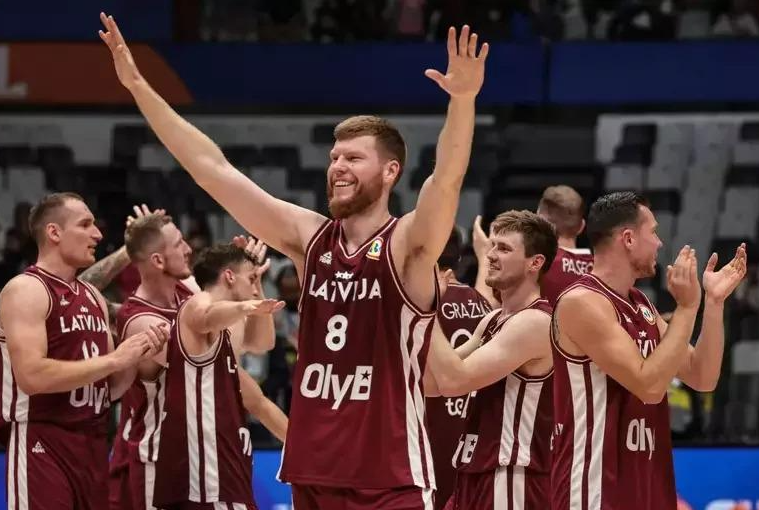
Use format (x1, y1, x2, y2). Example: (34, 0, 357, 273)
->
(561, 294, 647, 393)
(0, 278, 50, 370)
(460, 313, 548, 392)
(209, 162, 327, 261)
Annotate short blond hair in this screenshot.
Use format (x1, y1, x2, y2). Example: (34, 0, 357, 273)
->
(124, 214, 173, 262)
(490, 210, 558, 275)
(538, 185, 585, 238)
(334, 116, 406, 184)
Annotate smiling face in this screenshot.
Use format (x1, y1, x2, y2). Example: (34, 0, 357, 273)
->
(624, 205, 663, 279)
(326, 135, 390, 219)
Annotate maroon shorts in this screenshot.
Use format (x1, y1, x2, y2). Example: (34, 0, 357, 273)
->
(161, 503, 257, 510)
(108, 437, 132, 510)
(6, 422, 108, 510)
(127, 458, 157, 510)
(292, 485, 434, 510)
(450, 466, 549, 510)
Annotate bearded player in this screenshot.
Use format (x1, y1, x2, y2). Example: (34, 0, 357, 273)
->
(100, 11, 488, 508)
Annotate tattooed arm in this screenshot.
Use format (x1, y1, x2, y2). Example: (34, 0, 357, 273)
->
(79, 246, 131, 291)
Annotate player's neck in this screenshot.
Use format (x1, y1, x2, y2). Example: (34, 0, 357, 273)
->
(340, 206, 392, 252)
(558, 236, 578, 250)
(497, 280, 541, 315)
(36, 252, 78, 283)
(135, 273, 179, 308)
(591, 257, 636, 299)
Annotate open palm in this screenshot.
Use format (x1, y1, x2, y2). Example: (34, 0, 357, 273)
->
(425, 25, 489, 99)
(98, 12, 142, 90)
(703, 243, 748, 302)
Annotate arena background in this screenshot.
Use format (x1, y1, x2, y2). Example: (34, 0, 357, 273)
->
(2, 0, 759, 508)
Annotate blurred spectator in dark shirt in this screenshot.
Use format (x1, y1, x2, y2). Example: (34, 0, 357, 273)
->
(712, 0, 759, 37)
(607, 0, 676, 40)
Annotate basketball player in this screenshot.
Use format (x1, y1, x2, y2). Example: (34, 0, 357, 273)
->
(152, 244, 284, 509)
(100, 12, 488, 508)
(536, 185, 593, 304)
(426, 228, 491, 510)
(0, 192, 168, 510)
(551, 191, 747, 509)
(473, 185, 593, 307)
(109, 216, 287, 510)
(426, 210, 557, 510)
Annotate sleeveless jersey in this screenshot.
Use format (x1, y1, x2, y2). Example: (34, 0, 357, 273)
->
(426, 283, 491, 508)
(279, 217, 439, 489)
(0, 266, 110, 433)
(454, 299, 553, 475)
(111, 282, 194, 468)
(551, 274, 675, 510)
(153, 303, 254, 506)
(541, 247, 594, 306)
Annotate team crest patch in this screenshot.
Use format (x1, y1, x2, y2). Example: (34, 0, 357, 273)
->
(640, 305, 656, 325)
(366, 237, 383, 260)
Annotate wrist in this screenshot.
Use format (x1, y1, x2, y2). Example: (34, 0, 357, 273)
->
(704, 293, 726, 308)
(106, 350, 126, 372)
(675, 302, 700, 314)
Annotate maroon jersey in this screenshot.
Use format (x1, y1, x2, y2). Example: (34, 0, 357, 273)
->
(541, 247, 594, 306)
(551, 274, 675, 510)
(427, 283, 491, 509)
(454, 299, 553, 476)
(113, 283, 194, 466)
(153, 304, 254, 506)
(279, 217, 438, 489)
(0, 266, 110, 432)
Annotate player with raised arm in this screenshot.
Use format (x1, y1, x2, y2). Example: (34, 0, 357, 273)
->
(100, 12, 488, 508)
(0, 192, 167, 510)
(109, 214, 287, 510)
(152, 244, 284, 509)
(426, 211, 557, 510)
(551, 191, 746, 509)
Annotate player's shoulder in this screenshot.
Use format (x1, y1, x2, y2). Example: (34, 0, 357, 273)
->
(556, 285, 615, 317)
(0, 273, 51, 318)
(125, 312, 171, 335)
(1, 273, 48, 300)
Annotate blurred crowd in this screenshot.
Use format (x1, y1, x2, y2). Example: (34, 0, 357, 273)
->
(177, 0, 759, 42)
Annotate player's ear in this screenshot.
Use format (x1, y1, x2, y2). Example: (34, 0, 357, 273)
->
(578, 218, 586, 236)
(531, 254, 546, 274)
(150, 252, 164, 269)
(222, 268, 236, 287)
(46, 222, 61, 243)
(384, 159, 400, 184)
(621, 228, 635, 248)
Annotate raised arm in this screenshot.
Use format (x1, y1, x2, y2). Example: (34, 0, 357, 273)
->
(395, 26, 489, 285)
(98, 13, 326, 266)
(0, 275, 164, 396)
(428, 309, 549, 397)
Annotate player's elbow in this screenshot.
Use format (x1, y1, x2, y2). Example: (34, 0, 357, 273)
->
(437, 376, 465, 398)
(686, 375, 719, 393)
(637, 386, 667, 405)
(15, 372, 44, 396)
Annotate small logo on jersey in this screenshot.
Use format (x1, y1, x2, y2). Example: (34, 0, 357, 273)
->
(32, 441, 46, 454)
(622, 313, 632, 323)
(640, 305, 656, 325)
(366, 238, 383, 260)
(60, 296, 69, 307)
(335, 271, 353, 280)
(319, 252, 333, 265)
(80, 306, 89, 314)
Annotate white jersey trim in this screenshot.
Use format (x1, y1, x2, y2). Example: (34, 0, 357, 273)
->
(337, 217, 397, 259)
(297, 219, 333, 314)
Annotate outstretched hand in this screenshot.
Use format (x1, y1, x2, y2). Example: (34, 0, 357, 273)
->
(703, 242, 748, 303)
(99, 12, 142, 90)
(424, 25, 489, 99)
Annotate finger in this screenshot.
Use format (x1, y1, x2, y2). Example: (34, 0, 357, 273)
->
(468, 32, 478, 58)
(424, 69, 446, 88)
(474, 215, 482, 231)
(257, 243, 268, 263)
(477, 42, 490, 60)
(458, 25, 470, 56)
(272, 300, 285, 312)
(156, 208, 166, 216)
(133, 205, 142, 218)
(673, 245, 690, 267)
(140, 204, 150, 216)
(705, 252, 718, 273)
(100, 12, 109, 30)
(98, 30, 110, 46)
(258, 258, 271, 274)
(107, 15, 126, 45)
(446, 26, 456, 56)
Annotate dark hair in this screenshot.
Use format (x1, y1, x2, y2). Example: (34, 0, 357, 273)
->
(192, 243, 257, 289)
(124, 214, 173, 262)
(490, 210, 558, 275)
(28, 192, 85, 246)
(334, 115, 406, 185)
(587, 192, 650, 248)
(538, 185, 585, 238)
(438, 227, 462, 271)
